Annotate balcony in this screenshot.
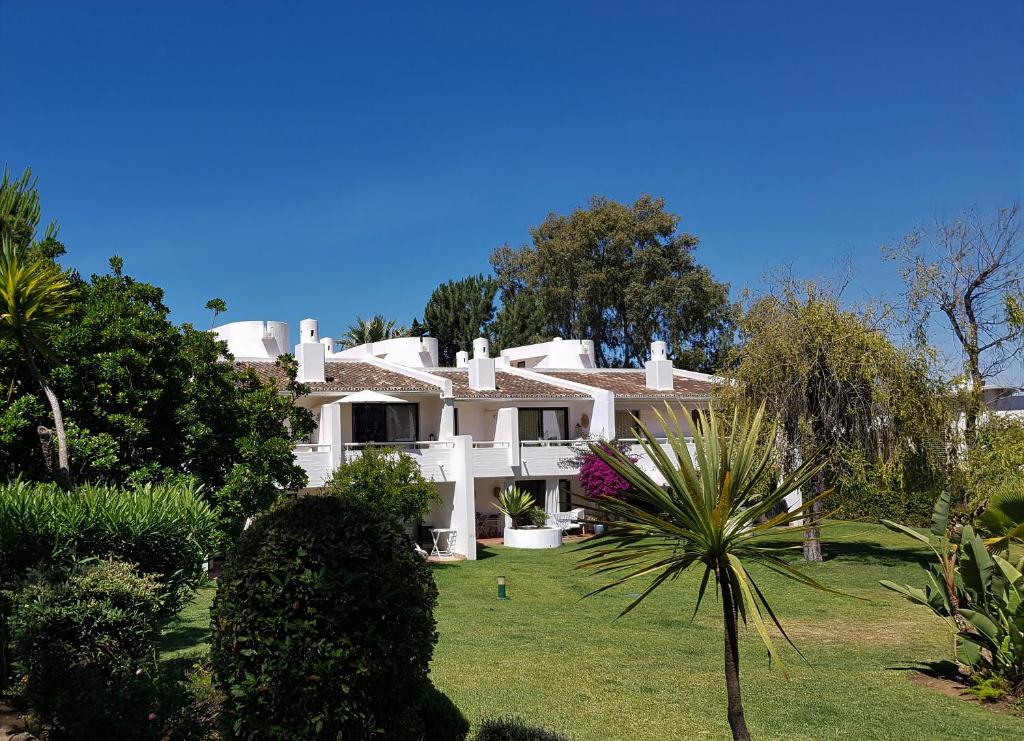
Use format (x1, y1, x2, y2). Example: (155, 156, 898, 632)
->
(343, 441, 455, 482)
(519, 439, 577, 477)
(472, 441, 513, 477)
(294, 443, 332, 487)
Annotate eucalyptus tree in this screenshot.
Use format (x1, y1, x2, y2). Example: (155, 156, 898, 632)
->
(580, 405, 842, 740)
(0, 238, 75, 485)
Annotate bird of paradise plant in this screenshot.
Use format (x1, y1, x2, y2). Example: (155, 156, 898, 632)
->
(578, 404, 845, 741)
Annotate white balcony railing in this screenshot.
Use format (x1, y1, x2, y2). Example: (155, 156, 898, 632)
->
(294, 443, 332, 487)
(343, 441, 455, 482)
(472, 441, 513, 477)
(519, 439, 577, 476)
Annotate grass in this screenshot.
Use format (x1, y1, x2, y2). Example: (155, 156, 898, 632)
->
(161, 523, 1024, 740)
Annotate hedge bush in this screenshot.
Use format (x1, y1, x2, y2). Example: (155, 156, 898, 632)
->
(473, 716, 569, 741)
(211, 495, 440, 739)
(323, 445, 439, 522)
(9, 560, 165, 739)
(0, 479, 216, 614)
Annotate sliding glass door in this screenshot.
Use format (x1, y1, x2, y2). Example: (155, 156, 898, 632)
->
(352, 403, 419, 443)
(518, 407, 568, 441)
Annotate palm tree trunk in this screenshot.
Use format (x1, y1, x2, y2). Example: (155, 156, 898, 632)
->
(21, 347, 70, 488)
(719, 566, 751, 741)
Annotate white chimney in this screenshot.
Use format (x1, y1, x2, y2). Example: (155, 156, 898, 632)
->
(581, 339, 596, 366)
(295, 318, 325, 383)
(645, 340, 673, 391)
(468, 337, 496, 391)
(320, 336, 335, 353)
(455, 350, 469, 368)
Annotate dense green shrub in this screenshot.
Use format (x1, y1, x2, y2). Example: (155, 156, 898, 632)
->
(473, 717, 568, 741)
(0, 479, 216, 614)
(9, 560, 165, 739)
(211, 495, 439, 739)
(323, 445, 439, 522)
(829, 447, 944, 526)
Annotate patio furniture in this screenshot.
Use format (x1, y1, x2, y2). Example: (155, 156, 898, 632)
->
(475, 513, 501, 538)
(430, 527, 457, 558)
(549, 509, 585, 536)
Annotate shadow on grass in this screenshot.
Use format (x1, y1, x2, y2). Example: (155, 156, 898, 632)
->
(160, 624, 211, 655)
(886, 659, 960, 679)
(819, 540, 931, 568)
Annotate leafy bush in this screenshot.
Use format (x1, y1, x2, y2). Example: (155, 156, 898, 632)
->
(211, 495, 440, 739)
(9, 560, 165, 739)
(882, 494, 1024, 691)
(162, 661, 223, 740)
(526, 506, 548, 528)
(0, 479, 216, 614)
(830, 446, 941, 526)
(324, 444, 439, 522)
(473, 716, 568, 741)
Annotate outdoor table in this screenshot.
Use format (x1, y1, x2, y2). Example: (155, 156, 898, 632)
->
(430, 528, 457, 558)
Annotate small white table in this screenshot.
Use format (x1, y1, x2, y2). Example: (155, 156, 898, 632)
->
(430, 528, 457, 558)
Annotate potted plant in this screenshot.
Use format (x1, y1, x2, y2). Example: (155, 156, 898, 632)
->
(495, 487, 562, 549)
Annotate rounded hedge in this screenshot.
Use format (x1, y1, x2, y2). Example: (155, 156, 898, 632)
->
(210, 495, 439, 739)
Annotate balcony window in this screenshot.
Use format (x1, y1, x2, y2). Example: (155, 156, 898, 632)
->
(518, 407, 568, 441)
(352, 403, 419, 443)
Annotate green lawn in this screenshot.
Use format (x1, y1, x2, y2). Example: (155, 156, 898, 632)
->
(161, 523, 1023, 740)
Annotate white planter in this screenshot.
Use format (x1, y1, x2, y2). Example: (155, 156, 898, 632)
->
(503, 526, 563, 549)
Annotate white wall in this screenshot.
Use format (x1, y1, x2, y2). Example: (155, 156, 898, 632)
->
(214, 320, 289, 359)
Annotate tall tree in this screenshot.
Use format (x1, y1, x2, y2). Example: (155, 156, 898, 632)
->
(490, 195, 733, 370)
(722, 279, 951, 561)
(421, 274, 497, 365)
(884, 202, 1023, 447)
(340, 314, 404, 348)
(0, 239, 75, 485)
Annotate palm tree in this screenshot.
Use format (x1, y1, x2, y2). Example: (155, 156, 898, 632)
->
(340, 314, 405, 348)
(579, 405, 843, 740)
(0, 238, 75, 485)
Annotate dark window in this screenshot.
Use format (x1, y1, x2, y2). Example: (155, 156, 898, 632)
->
(352, 403, 419, 443)
(558, 479, 573, 512)
(453, 406, 460, 436)
(516, 479, 546, 510)
(518, 407, 569, 441)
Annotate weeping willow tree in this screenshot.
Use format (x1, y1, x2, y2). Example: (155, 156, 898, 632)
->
(720, 279, 953, 561)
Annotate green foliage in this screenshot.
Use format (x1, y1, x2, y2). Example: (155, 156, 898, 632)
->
(490, 195, 733, 370)
(723, 280, 953, 523)
(162, 661, 223, 740)
(965, 674, 1010, 703)
(0, 479, 216, 615)
(324, 445, 439, 523)
(881, 504, 1024, 691)
(526, 506, 548, 528)
(580, 404, 839, 673)
(495, 486, 538, 529)
(1, 251, 314, 542)
(473, 717, 568, 741)
(422, 274, 498, 365)
(341, 314, 406, 348)
(979, 485, 1024, 551)
(211, 496, 440, 739)
(9, 560, 165, 739)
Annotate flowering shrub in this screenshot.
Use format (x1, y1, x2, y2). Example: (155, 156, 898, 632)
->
(579, 443, 637, 499)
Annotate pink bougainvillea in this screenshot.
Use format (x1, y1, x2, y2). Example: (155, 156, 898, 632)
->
(578, 443, 637, 499)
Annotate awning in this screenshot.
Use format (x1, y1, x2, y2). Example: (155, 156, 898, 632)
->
(337, 390, 410, 404)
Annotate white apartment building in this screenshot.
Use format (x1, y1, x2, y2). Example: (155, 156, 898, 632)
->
(215, 318, 718, 560)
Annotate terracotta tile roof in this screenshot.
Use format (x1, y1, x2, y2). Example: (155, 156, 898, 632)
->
(236, 361, 440, 393)
(429, 369, 589, 399)
(538, 370, 715, 400)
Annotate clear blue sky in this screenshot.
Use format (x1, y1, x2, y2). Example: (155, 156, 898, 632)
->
(2, 1, 1021, 345)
